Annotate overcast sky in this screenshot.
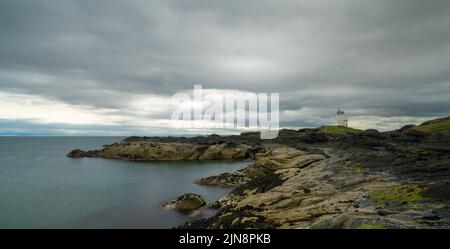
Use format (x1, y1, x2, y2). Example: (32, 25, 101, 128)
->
(1, 0, 449, 135)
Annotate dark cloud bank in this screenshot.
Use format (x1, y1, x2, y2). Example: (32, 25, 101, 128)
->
(0, 0, 449, 135)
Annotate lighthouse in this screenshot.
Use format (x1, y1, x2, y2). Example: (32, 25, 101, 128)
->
(337, 108, 348, 127)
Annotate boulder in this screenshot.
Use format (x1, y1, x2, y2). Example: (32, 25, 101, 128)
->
(165, 193, 206, 211)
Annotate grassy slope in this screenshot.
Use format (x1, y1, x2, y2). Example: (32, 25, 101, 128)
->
(319, 125, 362, 134)
(413, 117, 450, 133)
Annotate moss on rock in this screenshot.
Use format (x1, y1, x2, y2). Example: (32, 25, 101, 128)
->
(311, 219, 332, 229)
(370, 184, 427, 204)
(356, 222, 386, 229)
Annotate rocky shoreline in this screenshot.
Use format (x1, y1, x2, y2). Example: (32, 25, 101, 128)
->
(68, 117, 450, 229)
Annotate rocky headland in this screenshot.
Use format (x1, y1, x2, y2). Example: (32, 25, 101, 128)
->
(68, 116, 450, 229)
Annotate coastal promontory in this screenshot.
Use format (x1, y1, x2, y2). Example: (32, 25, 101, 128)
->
(68, 116, 450, 229)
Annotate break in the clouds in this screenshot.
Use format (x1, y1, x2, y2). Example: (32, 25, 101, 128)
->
(0, 0, 449, 135)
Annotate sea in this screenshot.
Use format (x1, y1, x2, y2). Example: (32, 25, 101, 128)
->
(0, 137, 247, 228)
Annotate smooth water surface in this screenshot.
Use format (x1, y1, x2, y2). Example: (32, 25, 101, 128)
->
(0, 137, 248, 228)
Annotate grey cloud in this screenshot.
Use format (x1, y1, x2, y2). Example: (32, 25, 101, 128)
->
(0, 0, 449, 134)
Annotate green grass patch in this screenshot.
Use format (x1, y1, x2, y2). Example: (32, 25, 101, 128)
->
(413, 118, 450, 133)
(370, 184, 427, 204)
(356, 222, 386, 229)
(319, 125, 362, 134)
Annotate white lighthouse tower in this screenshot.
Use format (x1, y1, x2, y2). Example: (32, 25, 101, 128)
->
(337, 108, 348, 127)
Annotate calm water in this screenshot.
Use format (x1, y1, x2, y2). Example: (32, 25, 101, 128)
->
(0, 137, 248, 228)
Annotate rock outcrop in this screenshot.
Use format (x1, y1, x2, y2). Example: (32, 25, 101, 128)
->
(67, 116, 450, 229)
(68, 142, 254, 161)
(181, 149, 450, 229)
(165, 193, 206, 211)
(66, 149, 100, 158)
(183, 118, 450, 229)
(195, 145, 327, 187)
